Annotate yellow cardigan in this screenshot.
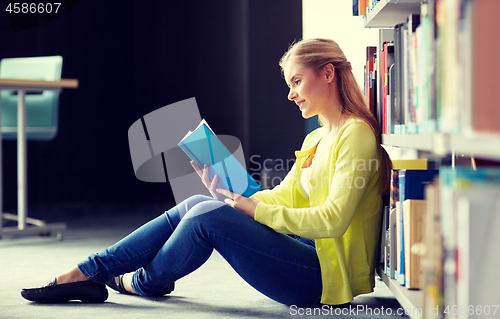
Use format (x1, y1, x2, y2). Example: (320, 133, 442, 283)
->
(252, 116, 383, 305)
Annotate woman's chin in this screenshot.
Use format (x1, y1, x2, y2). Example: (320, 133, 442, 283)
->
(301, 110, 313, 119)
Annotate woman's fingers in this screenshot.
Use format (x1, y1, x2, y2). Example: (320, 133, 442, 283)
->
(210, 174, 219, 192)
(202, 165, 213, 188)
(191, 161, 203, 178)
(191, 161, 225, 200)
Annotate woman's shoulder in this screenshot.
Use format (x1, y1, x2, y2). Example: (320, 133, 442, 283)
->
(341, 116, 375, 138)
(339, 116, 376, 147)
(344, 116, 372, 130)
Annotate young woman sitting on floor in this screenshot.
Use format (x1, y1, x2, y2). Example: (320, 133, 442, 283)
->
(22, 38, 391, 307)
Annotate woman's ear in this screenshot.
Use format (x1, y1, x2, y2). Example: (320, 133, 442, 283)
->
(323, 63, 335, 83)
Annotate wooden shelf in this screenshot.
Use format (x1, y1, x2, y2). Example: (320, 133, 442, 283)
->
(376, 265, 424, 319)
(365, 0, 421, 28)
(382, 134, 500, 160)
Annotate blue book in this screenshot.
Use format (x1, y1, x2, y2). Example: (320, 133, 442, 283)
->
(178, 119, 261, 198)
(398, 169, 439, 286)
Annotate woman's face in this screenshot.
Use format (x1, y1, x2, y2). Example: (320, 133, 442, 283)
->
(283, 60, 331, 119)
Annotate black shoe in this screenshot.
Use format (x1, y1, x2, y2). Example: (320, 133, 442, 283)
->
(21, 279, 108, 303)
(106, 275, 175, 296)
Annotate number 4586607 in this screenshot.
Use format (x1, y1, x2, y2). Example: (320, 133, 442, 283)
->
(6, 3, 62, 14)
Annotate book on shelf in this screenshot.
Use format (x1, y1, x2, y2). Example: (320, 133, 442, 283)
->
(470, 0, 500, 134)
(392, 22, 414, 134)
(387, 204, 397, 279)
(365, 46, 377, 116)
(392, 159, 428, 170)
(388, 61, 396, 134)
(379, 42, 386, 134)
(370, 64, 378, 123)
(385, 12, 435, 134)
(403, 199, 426, 290)
(378, 0, 500, 136)
(436, 0, 460, 134)
(390, 169, 400, 212)
(395, 201, 403, 282)
(389, 168, 400, 278)
(422, 181, 444, 318)
(455, 186, 500, 319)
(390, 159, 428, 211)
(352, 0, 358, 16)
(382, 42, 394, 134)
(416, 3, 436, 133)
(380, 205, 389, 264)
(406, 14, 420, 134)
(377, 28, 394, 135)
(178, 119, 262, 198)
(387, 159, 428, 280)
(398, 169, 439, 286)
(354, 0, 367, 16)
(356, 0, 380, 16)
(439, 167, 500, 316)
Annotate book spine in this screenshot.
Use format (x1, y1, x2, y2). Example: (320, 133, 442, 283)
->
(398, 170, 406, 285)
(381, 41, 389, 135)
(404, 199, 426, 289)
(423, 182, 444, 318)
(394, 24, 403, 133)
(436, 0, 461, 133)
(471, 0, 500, 133)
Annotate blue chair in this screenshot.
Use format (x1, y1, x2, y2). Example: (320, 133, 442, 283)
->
(0, 56, 63, 140)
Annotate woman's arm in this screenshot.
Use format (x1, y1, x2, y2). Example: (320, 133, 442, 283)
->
(254, 122, 381, 239)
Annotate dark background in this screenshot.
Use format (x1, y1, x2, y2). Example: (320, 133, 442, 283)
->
(0, 1, 304, 212)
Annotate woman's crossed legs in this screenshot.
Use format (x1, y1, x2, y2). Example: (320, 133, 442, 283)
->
(36, 195, 323, 306)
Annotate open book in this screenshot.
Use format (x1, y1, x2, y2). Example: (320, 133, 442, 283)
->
(178, 119, 261, 197)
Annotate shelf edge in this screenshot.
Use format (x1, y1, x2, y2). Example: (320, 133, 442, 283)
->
(376, 265, 424, 319)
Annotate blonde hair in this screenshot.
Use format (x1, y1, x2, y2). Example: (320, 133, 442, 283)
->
(280, 38, 392, 196)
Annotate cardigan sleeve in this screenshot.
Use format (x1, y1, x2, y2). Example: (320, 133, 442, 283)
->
(254, 121, 380, 239)
(251, 163, 296, 207)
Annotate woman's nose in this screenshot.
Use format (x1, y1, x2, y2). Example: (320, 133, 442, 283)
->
(288, 89, 296, 101)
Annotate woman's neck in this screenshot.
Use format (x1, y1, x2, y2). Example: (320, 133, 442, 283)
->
(322, 106, 345, 133)
(320, 80, 345, 133)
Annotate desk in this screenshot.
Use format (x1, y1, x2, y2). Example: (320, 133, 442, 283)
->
(0, 78, 78, 238)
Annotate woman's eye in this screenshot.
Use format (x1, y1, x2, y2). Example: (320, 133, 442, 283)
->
(294, 79, 301, 85)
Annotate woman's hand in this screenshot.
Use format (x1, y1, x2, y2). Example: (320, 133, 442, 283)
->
(215, 188, 261, 219)
(191, 161, 226, 201)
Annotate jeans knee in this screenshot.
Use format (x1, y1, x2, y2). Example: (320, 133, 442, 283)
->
(177, 195, 217, 219)
(187, 194, 213, 205)
(183, 200, 227, 220)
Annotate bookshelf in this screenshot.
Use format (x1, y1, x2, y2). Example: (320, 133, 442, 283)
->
(376, 266, 424, 319)
(382, 134, 500, 160)
(365, 0, 421, 28)
(362, 0, 500, 318)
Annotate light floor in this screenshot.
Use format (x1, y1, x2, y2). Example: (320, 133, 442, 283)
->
(0, 202, 403, 319)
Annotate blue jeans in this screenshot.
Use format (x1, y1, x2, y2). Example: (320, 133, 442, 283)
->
(78, 195, 323, 306)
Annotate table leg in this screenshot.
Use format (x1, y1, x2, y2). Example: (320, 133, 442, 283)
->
(18, 90, 27, 230)
(0, 95, 2, 227)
